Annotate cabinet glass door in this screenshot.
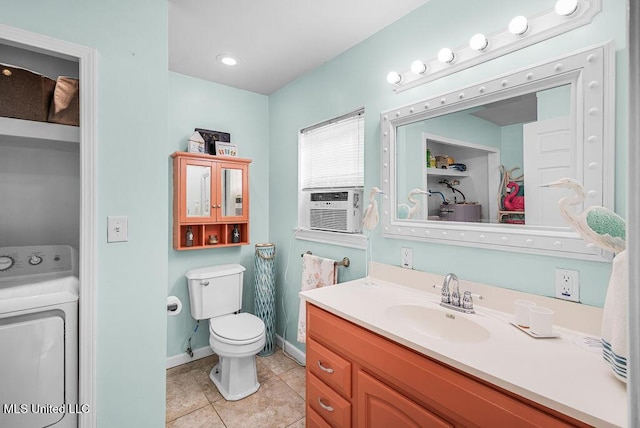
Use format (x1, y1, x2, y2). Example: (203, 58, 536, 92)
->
(221, 167, 243, 217)
(185, 164, 211, 218)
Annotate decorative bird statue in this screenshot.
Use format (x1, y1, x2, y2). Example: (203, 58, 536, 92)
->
(542, 178, 629, 383)
(397, 188, 429, 219)
(503, 181, 525, 211)
(363, 187, 384, 230)
(362, 186, 384, 283)
(540, 178, 625, 254)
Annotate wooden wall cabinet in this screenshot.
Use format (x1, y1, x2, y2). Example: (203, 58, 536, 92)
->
(306, 303, 589, 428)
(172, 152, 251, 250)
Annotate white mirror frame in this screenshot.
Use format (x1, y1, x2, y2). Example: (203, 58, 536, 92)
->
(380, 42, 615, 261)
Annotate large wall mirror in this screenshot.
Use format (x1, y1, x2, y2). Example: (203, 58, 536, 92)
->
(381, 42, 615, 261)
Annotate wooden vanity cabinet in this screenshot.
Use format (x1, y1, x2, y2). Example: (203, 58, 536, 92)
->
(171, 152, 250, 250)
(305, 303, 590, 428)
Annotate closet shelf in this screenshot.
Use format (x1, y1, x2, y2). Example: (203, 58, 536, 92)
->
(426, 168, 469, 178)
(0, 116, 80, 146)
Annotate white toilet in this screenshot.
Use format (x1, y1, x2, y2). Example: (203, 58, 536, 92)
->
(186, 264, 266, 401)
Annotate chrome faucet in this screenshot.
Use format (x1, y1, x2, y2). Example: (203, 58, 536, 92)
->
(440, 273, 475, 314)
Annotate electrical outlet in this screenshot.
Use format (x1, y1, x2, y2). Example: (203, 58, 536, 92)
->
(401, 247, 412, 269)
(555, 268, 580, 302)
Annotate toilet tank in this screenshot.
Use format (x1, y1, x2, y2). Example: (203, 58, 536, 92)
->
(185, 264, 245, 320)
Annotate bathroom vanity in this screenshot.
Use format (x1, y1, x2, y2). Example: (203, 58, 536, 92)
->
(301, 264, 626, 427)
(172, 152, 251, 249)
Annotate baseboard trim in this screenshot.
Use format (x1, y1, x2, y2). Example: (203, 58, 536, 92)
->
(166, 346, 214, 369)
(276, 334, 306, 366)
(166, 336, 307, 369)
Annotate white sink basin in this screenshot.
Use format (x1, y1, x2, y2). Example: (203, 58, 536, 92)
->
(385, 304, 490, 343)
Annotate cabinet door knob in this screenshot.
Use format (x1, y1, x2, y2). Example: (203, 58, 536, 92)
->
(317, 398, 334, 412)
(317, 360, 334, 374)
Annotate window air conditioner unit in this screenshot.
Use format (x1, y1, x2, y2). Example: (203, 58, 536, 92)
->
(309, 188, 363, 233)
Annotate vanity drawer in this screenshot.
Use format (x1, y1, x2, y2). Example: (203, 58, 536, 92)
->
(307, 337, 352, 398)
(306, 405, 333, 428)
(307, 372, 351, 428)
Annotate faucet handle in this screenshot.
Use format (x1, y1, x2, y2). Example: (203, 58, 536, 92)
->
(462, 291, 474, 310)
(451, 288, 460, 306)
(440, 285, 450, 304)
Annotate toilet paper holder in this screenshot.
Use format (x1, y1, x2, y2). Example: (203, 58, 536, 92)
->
(167, 296, 182, 315)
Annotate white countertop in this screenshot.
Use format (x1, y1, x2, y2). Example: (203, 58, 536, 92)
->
(300, 277, 627, 427)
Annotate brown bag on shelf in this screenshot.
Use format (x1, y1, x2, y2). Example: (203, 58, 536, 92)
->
(48, 76, 80, 126)
(0, 63, 56, 122)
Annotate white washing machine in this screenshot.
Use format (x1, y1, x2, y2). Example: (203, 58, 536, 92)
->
(0, 245, 79, 428)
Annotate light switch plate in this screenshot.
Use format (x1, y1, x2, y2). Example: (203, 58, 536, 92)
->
(107, 216, 128, 243)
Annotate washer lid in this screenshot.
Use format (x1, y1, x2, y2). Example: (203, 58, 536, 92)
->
(209, 313, 265, 341)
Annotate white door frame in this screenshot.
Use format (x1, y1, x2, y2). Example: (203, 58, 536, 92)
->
(627, 1, 639, 425)
(0, 24, 97, 428)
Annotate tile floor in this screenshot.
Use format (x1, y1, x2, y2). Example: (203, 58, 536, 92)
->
(166, 347, 306, 427)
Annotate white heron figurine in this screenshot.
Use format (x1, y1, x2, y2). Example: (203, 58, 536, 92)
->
(542, 177, 628, 382)
(362, 187, 384, 282)
(541, 178, 625, 253)
(362, 186, 384, 231)
(397, 188, 430, 219)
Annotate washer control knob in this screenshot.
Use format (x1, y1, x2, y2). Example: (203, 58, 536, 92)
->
(29, 255, 43, 265)
(0, 256, 14, 271)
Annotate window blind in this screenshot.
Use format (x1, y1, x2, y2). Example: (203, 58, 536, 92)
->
(300, 110, 364, 190)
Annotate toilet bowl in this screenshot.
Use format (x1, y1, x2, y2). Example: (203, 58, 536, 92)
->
(185, 264, 266, 401)
(208, 313, 265, 401)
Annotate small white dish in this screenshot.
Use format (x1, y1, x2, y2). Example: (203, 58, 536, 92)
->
(510, 321, 560, 339)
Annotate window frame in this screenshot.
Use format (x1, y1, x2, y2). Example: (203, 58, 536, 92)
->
(296, 108, 367, 249)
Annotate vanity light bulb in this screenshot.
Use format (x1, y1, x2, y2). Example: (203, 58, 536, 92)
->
(469, 33, 489, 51)
(386, 71, 402, 85)
(437, 48, 455, 64)
(508, 16, 529, 35)
(410, 60, 428, 74)
(555, 0, 578, 16)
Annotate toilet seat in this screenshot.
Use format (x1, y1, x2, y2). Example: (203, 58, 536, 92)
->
(209, 313, 265, 345)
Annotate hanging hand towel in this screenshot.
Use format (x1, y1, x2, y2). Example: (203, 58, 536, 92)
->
(601, 249, 629, 382)
(297, 254, 337, 343)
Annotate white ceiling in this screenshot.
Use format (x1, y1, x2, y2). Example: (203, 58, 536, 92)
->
(168, 0, 430, 95)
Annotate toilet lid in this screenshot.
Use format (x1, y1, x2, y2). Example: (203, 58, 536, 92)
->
(209, 313, 265, 342)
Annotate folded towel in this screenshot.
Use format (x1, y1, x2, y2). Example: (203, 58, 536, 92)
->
(601, 249, 629, 382)
(297, 254, 338, 343)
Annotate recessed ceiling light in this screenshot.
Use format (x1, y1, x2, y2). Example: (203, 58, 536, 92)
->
(216, 54, 239, 66)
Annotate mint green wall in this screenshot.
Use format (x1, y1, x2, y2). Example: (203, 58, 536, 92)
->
(269, 0, 628, 353)
(2, 0, 169, 426)
(166, 72, 269, 358)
